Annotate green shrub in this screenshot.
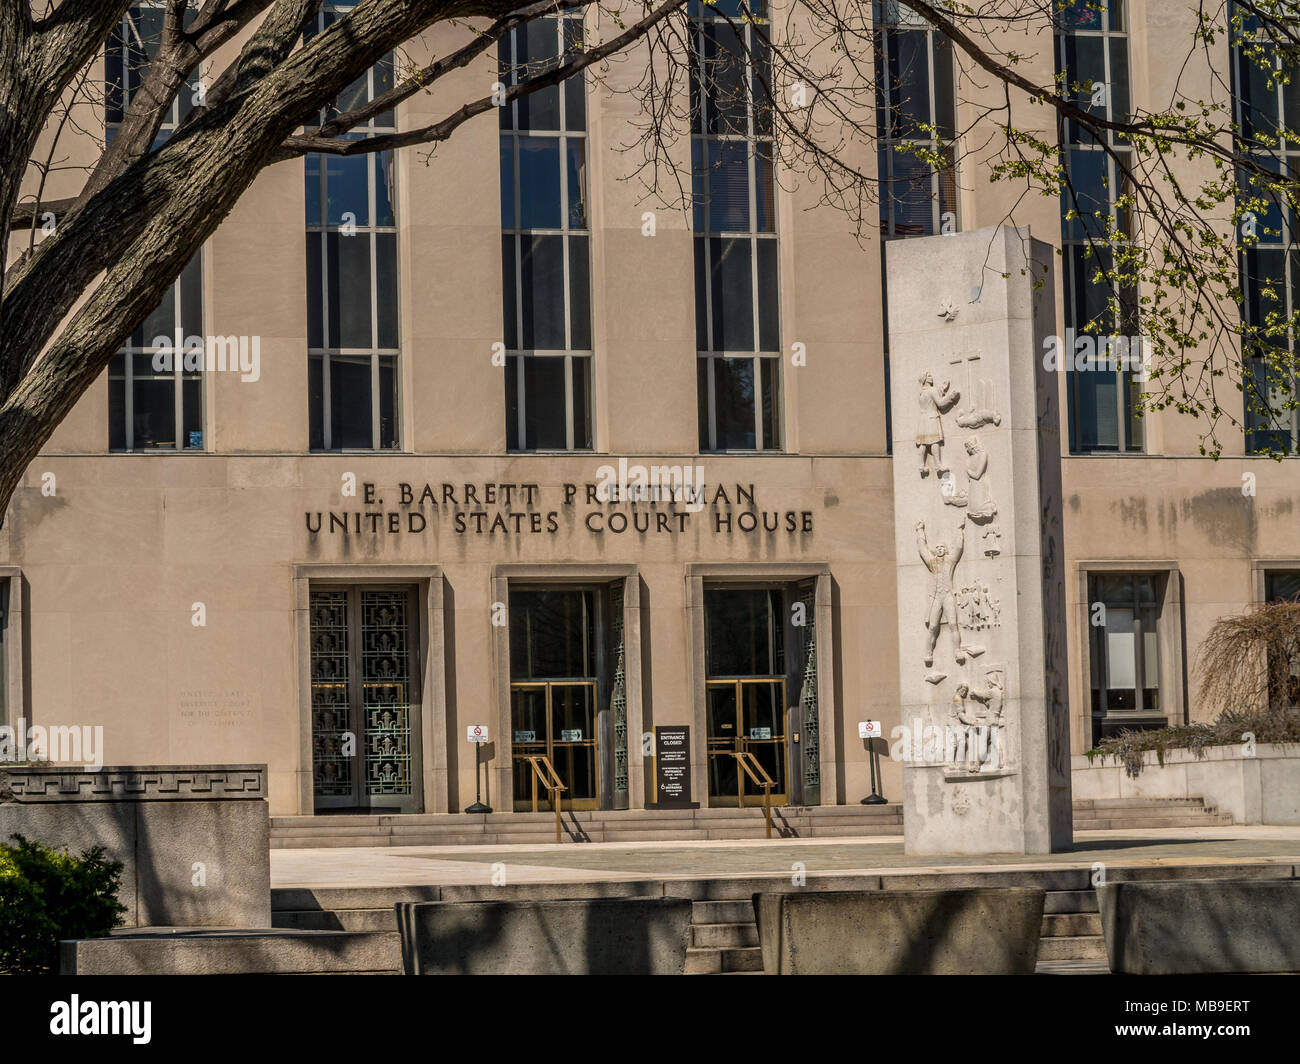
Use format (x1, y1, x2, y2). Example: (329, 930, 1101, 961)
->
(1085, 705, 1300, 779)
(0, 834, 127, 974)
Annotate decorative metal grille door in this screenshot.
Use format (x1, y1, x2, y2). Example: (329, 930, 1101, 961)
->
(309, 591, 352, 802)
(609, 582, 629, 810)
(796, 580, 821, 806)
(310, 586, 422, 812)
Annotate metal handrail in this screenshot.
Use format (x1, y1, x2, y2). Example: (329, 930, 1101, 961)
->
(524, 755, 567, 843)
(728, 750, 777, 838)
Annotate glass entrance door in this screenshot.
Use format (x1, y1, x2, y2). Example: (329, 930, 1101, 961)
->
(508, 587, 603, 811)
(511, 681, 599, 810)
(706, 678, 787, 806)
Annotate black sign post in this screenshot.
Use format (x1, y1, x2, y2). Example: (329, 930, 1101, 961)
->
(651, 725, 697, 809)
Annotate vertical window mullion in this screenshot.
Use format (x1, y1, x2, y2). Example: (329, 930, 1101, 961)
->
(516, 355, 527, 448)
(707, 357, 717, 451)
(928, 28, 939, 232)
(558, 19, 567, 134)
(322, 352, 333, 451)
(513, 188, 523, 352)
(1132, 596, 1144, 714)
(560, 135, 573, 353)
(703, 161, 715, 353)
(370, 225, 381, 448)
(564, 354, 574, 450)
(699, 23, 709, 137)
(171, 278, 183, 450)
(368, 156, 379, 351)
(124, 352, 135, 451)
(371, 345, 381, 451)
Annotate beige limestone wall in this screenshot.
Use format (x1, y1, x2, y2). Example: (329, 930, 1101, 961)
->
(1062, 455, 1300, 751)
(2, 454, 899, 815)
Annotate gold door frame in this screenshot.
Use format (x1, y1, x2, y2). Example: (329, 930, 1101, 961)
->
(510, 680, 600, 811)
(706, 677, 788, 807)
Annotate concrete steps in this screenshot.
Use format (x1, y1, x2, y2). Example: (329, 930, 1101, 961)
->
(1072, 796, 1233, 831)
(271, 794, 1233, 848)
(270, 804, 905, 848)
(685, 897, 764, 973)
(1036, 888, 1106, 966)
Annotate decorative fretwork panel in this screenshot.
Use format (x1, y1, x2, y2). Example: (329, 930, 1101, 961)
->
(798, 584, 820, 799)
(361, 591, 413, 796)
(310, 591, 352, 797)
(610, 583, 628, 804)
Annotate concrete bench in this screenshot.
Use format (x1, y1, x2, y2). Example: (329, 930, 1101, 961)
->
(396, 896, 693, 975)
(1099, 878, 1300, 973)
(753, 887, 1045, 974)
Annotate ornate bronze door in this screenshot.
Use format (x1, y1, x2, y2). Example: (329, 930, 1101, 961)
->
(309, 586, 422, 812)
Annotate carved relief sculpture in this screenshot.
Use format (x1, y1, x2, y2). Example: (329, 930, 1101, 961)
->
(916, 372, 960, 476)
(955, 378, 1002, 429)
(957, 579, 1002, 631)
(917, 516, 966, 668)
(946, 668, 1006, 774)
(962, 436, 998, 521)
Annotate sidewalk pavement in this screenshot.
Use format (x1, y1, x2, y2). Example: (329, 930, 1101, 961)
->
(271, 825, 1300, 889)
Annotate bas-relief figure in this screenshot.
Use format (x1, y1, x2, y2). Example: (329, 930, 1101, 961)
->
(955, 383, 1002, 430)
(962, 437, 997, 521)
(916, 516, 966, 668)
(946, 667, 1006, 774)
(957, 580, 1001, 631)
(915, 372, 960, 476)
(938, 436, 998, 520)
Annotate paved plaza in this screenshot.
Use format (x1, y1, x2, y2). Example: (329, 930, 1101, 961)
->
(273, 826, 1300, 889)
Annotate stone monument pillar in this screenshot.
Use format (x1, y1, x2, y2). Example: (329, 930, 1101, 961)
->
(885, 225, 1072, 854)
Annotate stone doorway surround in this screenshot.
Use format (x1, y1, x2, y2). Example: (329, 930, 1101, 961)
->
(489, 564, 643, 811)
(685, 563, 836, 808)
(293, 564, 447, 815)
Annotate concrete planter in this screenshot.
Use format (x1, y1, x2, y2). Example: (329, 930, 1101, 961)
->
(1071, 743, 1300, 824)
(396, 896, 693, 974)
(1099, 879, 1300, 973)
(753, 887, 1045, 974)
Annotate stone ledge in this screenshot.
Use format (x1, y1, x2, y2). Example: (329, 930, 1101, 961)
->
(0, 764, 266, 802)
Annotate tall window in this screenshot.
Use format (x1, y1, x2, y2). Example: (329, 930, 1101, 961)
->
(874, 0, 958, 238)
(105, 1, 201, 141)
(106, 3, 204, 451)
(1056, 0, 1142, 453)
(1264, 571, 1300, 706)
(873, 1, 958, 454)
(1089, 573, 1162, 745)
(690, 0, 781, 452)
(499, 18, 593, 451)
(1232, 3, 1300, 454)
(305, 5, 399, 451)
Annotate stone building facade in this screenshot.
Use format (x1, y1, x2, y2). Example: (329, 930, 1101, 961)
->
(2, 0, 1296, 818)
